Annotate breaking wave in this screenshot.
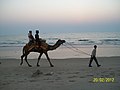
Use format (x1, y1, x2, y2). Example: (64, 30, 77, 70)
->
(0, 32, 120, 47)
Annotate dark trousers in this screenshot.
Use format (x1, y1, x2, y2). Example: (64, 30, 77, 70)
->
(35, 39, 41, 46)
(89, 56, 100, 66)
(28, 40, 34, 46)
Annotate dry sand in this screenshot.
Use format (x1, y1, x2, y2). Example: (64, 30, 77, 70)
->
(0, 57, 120, 90)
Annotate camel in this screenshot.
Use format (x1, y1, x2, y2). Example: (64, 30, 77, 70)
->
(20, 39, 65, 67)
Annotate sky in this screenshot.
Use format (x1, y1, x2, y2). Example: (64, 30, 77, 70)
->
(0, 0, 120, 35)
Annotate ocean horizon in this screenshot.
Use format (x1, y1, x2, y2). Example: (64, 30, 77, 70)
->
(0, 32, 120, 47)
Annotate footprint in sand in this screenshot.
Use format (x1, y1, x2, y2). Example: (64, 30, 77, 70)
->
(101, 71, 107, 73)
(79, 76, 86, 78)
(2, 82, 10, 85)
(117, 73, 120, 76)
(47, 80, 54, 83)
(57, 72, 64, 75)
(74, 72, 80, 74)
(68, 75, 77, 78)
(88, 80, 94, 83)
(67, 72, 80, 74)
(69, 80, 76, 82)
(109, 72, 115, 76)
(108, 68, 112, 70)
(18, 80, 25, 83)
(86, 74, 94, 77)
(55, 77, 61, 80)
(104, 75, 111, 77)
(29, 79, 38, 82)
(44, 72, 54, 76)
(31, 70, 43, 77)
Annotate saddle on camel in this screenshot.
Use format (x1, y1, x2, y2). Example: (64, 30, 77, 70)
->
(27, 39, 48, 51)
(27, 30, 47, 51)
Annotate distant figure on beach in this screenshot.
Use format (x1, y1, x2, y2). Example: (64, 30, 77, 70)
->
(28, 31, 34, 45)
(89, 45, 101, 67)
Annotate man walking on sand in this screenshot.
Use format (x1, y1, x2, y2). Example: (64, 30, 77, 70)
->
(89, 45, 101, 67)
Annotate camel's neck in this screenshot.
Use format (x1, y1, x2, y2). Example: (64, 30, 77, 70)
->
(48, 42, 61, 51)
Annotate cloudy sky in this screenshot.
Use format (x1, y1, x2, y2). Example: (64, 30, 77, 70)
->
(0, 0, 120, 34)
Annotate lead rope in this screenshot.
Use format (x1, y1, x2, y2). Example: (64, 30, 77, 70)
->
(63, 42, 91, 56)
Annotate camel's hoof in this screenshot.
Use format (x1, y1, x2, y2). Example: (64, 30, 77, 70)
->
(29, 65, 32, 67)
(20, 62, 23, 65)
(50, 65, 54, 67)
(37, 64, 40, 67)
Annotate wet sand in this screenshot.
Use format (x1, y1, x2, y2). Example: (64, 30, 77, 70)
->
(0, 45, 120, 59)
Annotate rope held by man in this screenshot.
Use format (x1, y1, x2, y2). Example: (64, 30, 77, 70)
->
(64, 42, 91, 56)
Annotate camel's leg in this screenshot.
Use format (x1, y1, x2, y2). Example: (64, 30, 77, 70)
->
(45, 52, 54, 67)
(20, 54, 25, 65)
(25, 54, 32, 67)
(37, 53, 43, 67)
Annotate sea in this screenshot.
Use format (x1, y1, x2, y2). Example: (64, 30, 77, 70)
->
(0, 32, 120, 47)
(0, 32, 120, 59)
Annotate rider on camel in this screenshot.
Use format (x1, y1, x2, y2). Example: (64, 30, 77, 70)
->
(28, 30, 34, 46)
(35, 30, 41, 47)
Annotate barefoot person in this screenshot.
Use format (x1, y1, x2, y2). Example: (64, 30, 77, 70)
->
(89, 45, 101, 67)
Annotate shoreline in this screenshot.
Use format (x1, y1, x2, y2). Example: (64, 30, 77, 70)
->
(0, 45, 120, 59)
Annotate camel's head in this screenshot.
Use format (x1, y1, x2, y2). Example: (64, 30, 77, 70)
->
(57, 39, 66, 45)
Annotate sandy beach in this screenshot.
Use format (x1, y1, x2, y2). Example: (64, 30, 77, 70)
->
(0, 57, 120, 90)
